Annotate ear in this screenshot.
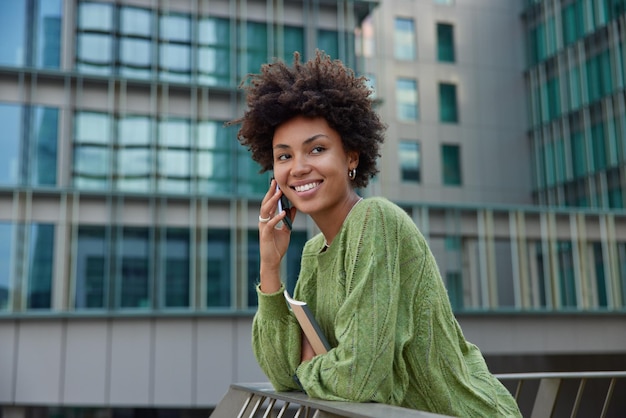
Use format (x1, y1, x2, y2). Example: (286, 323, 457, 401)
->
(347, 150, 359, 170)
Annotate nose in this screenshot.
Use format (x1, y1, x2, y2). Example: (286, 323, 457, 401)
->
(289, 154, 311, 177)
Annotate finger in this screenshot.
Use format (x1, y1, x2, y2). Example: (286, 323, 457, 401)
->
(268, 209, 288, 230)
(259, 180, 282, 223)
(261, 178, 277, 204)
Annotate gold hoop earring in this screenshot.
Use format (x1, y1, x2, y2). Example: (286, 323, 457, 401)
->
(348, 168, 357, 180)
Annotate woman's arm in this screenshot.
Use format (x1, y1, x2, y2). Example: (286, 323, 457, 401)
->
(252, 285, 304, 391)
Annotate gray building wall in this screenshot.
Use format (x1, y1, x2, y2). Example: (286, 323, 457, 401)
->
(363, 0, 531, 206)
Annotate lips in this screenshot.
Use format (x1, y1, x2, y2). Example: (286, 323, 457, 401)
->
(293, 182, 321, 192)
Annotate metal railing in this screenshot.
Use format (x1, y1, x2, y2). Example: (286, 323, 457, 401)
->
(211, 372, 626, 418)
(209, 383, 451, 418)
(494, 371, 626, 418)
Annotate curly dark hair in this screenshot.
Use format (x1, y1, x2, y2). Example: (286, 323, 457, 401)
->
(229, 50, 386, 189)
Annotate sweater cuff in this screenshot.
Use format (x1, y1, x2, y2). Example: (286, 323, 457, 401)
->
(256, 283, 290, 319)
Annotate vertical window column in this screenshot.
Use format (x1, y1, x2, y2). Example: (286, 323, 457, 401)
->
(119, 6, 153, 80)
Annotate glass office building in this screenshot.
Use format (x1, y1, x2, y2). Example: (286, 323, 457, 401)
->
(0, 0, 377, 414)
(524, 0, 626, 208)
(0, 0, 374, 315)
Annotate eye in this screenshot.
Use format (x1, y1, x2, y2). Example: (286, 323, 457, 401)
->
(275, 153, 291, 161)
(311, 146, 325, 154)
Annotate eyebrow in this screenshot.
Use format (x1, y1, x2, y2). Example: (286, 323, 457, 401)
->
(273, 133, 329, 150)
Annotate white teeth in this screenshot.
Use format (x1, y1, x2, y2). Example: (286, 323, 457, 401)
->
(294, 182, 319, 192)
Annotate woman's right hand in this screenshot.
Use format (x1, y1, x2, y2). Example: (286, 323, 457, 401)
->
(258, 178, 295, 293)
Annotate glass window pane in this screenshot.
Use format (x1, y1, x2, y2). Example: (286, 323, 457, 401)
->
(199, 17, 230, 45)
(120, 7, 152, 37)
(119, 228, 150, 309)
(159, 149, 189, 177)
(557, 241, 576, 307)
(247, 230, 260, 307)
(117, 143, 152, 191)
(76, 112, 110, 144)
(73, 146, 110, 190)
(437, 23, 455, 62)
(396, 78, 419, 121)
(76, 33, 112, 74)
(197, 17, 231, 86)
(159, 119, 190, 148)
(198, 120, 232, 149)
(119, 116, 151, 146)
(586, 55, 601, 102)
(284, 231, 307, 295)
(317, 30, 339, 59)
(31, 106, 59, 186)
(0, 223, 14, 311)
(160, 14, 190, 42)
(244, 22, 268, 75)
(439, 82, 458, 123)
(562, 4, 577, 46)
(569, 65, 582, 110)
(198, 47, 231, 87)
(236, 150, 269, 195)
(162, 228, 190, 308)
(78, 2, 113, 31)
(571, 130, 587, 178)
(394, 18, 416, 61)
(591, 122, 607, 171)
(159, 44, 191, 82)
(158, 138, 190, 194)
(197, 151, 231, 194)
(75, 226, 107, 309)
(399, 140, 421, 182)
(197, 122, 232, 194)
(207, 229, 231, 308)
(442, 144, 462, 185)
(0, 103, 22, 185)
(281, 25, 305, 62)
(27, 224, 55, 309)
(118, 149, 151, 176)
(120, 38, 152, 79)
(0, 0, 26, 66)
(35, 0, 62, 68)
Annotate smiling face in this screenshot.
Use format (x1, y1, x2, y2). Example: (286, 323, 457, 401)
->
(272, 115, 359, 219)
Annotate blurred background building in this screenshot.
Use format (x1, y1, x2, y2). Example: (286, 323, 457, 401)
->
(0, 0, 625, 417)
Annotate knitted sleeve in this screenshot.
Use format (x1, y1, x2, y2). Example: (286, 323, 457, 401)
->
(251, 285, 303, 391)
(295, 200, 416, 404)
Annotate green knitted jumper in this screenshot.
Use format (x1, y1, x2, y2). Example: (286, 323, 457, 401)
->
(252, 197, 521, 417)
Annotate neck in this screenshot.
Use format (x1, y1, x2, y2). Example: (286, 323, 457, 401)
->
(313, 192, 363, 248)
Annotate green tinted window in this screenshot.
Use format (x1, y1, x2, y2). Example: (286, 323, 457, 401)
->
(439, 83, 458, 123)
(442, 144, 461, 185)
(437, 23, 455, 62)
(318, 30, 339, 59)
(27, 224, 55, 309)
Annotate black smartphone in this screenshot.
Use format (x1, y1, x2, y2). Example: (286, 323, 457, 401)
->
(275, 182, 293, 230)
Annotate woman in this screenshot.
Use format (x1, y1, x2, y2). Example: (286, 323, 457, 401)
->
(231, 51, 521, 417)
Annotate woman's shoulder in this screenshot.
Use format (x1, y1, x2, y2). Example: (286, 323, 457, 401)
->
(301, 232, 325, 256)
